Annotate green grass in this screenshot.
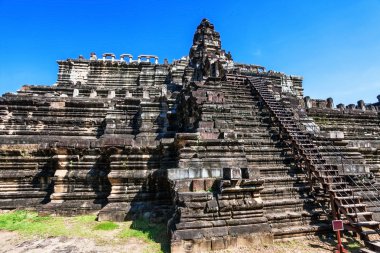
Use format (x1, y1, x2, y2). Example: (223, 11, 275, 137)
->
(346, 241, 361, 251)
(119, 218, 169, 253)
(0, 210, 68, 237)
(120, 218, 165, 241)
(94, 221, 119, 231)
(73, 214, 97, 223)
(0, 210, 169, 253)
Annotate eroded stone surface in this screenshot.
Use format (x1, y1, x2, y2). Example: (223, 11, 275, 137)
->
(0, 18, 379, 253)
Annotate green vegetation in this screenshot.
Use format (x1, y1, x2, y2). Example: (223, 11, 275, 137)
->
(345, 241, 361, 251)
(94, 221, 119, 231)
(0, 210, 169, 253)
(73, 214, 97, 223)
(120, 218, 169, 253)
(0, 210, 68, 237)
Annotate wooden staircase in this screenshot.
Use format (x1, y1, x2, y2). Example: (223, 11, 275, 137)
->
(225, 74, 380, 251)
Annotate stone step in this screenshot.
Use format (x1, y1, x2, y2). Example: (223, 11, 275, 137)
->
(360, 248, 377, 253)
(272, 223, 330, 240)
(353, 221, 380, 227)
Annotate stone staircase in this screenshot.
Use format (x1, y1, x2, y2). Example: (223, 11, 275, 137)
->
(169, 76, 331, 252)
(244, 75, 380, 250)
(307, 107, 380, 222)
(220, 78, 329, 240)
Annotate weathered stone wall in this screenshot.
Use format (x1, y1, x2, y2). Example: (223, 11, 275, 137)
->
(1, 18, 380, 253)
(303, 98, 380, 219)
(0, 75, 177, 221)
(57, 58, 188, 88)
(165, 78, 329, 252)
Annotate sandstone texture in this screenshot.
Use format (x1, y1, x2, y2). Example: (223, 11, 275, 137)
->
(0, 19, 379, 252)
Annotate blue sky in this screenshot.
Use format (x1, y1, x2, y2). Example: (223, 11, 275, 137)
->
(0, 0, 379, 105)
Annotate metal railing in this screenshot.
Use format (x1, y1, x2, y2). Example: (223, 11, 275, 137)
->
(239, 75, 380, 237)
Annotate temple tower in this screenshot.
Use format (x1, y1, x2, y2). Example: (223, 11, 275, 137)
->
(189, 18, 229, 80)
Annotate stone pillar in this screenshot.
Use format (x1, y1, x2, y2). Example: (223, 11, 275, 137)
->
(357, 100, 366, 111)
(90, 90, 97, 98)
(90, 52, 97, 60)
(125, 90, 132, 98)
(326, 97, 334, 109)
(108, 90, 116, 99)
(304, 96, 312, 109)
(214, 63, 220, 77)
(73, 89, 79, 97)
(161, 85, 167, 97)
(50, 155, 79, 203)
(143, 90, 150, 99)
(120, 54, 133, 63)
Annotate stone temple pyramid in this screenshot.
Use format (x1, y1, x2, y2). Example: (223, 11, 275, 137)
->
(0, 18, 380, 252)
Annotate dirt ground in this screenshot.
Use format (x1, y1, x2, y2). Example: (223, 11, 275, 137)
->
(0, 230, 363, 253)
(0, 231, 144, 253)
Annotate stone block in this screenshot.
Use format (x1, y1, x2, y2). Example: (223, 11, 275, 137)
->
(73, 89, 79, 97)
(50, 101, 65, 109)
(327, 131, 344, 139)
(204, 179, 215, 191)
(176, 220, 213, 230)
(205, 199, 219, 212)
(89, 90, 97, 98)
(228, 223, 271, 236)
(174, 229, 203, 240)
(175, 179, 192, 192)
(143, 90, 150, 99)
(222, 132, 237, 139)
(202, 226, 229, 238)
(226, 236, 238, 248)
(191, 179, 205, 192)
(200, 132, 219, 139)
(211, 238, 225, 251)
(98, 210, 126, 222)
(168, 169, 189, 180)
(198, 121, 214, 129)
(188, 168, 202, 178)
(223, 168, 241, 179)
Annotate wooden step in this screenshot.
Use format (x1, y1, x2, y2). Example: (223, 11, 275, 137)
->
(336, 196, 362, 200)
(326, 182, 348, 186)
(353, 221, 380, 227)
(346, 211, 373, 217)
(317, 169, 339, 173)
(364, 240, 380, 252)
(341, 203, 366, 209)
(360, 248, 377, 253)
(330, 188, 354, 193)
(361, 230, 380, 236)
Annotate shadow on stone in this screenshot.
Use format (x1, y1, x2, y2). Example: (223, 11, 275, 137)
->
(130, 217, 170, 253)
(88, 152, 112, 208)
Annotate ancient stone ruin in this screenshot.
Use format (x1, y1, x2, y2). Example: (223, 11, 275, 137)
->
(0, 18, 379, 252)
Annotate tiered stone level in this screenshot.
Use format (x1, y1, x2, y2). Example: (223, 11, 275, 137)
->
(0, 18, 379, 253)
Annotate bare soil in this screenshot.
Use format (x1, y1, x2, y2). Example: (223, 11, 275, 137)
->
(0, 231, 362, 253)
(0, 231, 145, 253)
